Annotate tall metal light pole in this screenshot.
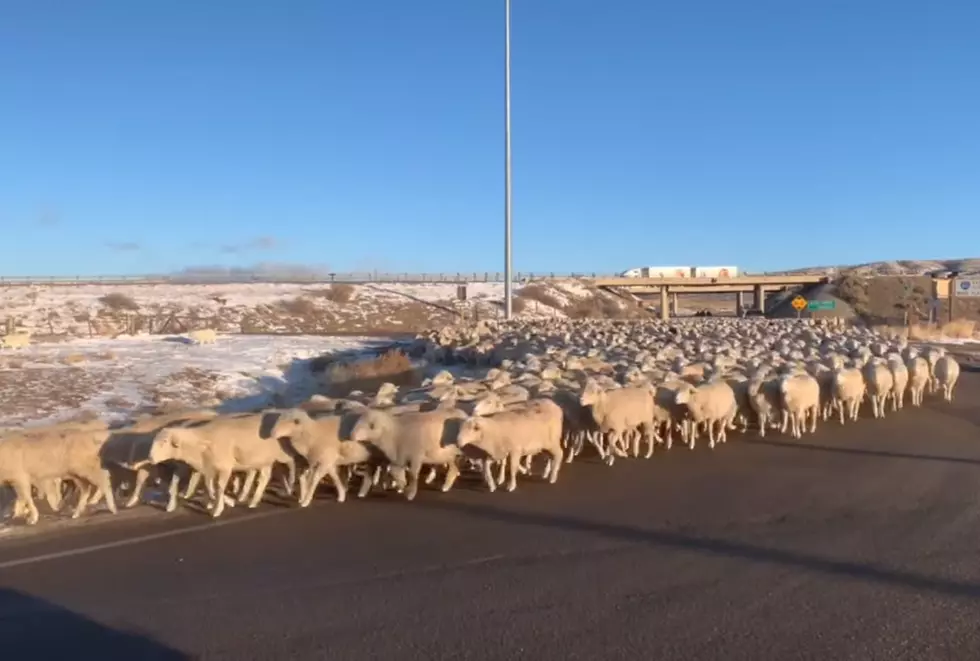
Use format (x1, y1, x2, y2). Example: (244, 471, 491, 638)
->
(503, 0, 514, 319)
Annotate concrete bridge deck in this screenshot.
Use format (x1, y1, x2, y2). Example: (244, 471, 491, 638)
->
(591, 275, 830, 319)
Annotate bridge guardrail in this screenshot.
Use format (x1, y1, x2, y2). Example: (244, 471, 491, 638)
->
(0, 272, 618, 286)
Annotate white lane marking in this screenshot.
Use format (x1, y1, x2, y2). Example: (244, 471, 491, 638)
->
(0, 508, 294, 570)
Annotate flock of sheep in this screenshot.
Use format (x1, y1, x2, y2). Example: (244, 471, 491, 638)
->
(0, 316, 964, 528)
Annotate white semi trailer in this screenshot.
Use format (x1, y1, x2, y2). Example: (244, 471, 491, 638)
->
(619, 266, 739, 278)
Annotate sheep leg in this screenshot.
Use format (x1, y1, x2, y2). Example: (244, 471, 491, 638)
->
(589, 431, 606, 459)
(247, 466, 273, 509)
(71, 483, 93, 520)
(236, 470, 257, 504)
(44, 478, 64, 512)
(610, 432, 628, 457)
(548, 448, 563, 483)
(208, 472, 232, 517)
(124, 467, 151, 508)
(295, 467, 310, 505)
(325, 464, 348, 502)
(440, 461, 460, 493)
(281, 458, 296, 496)
(300, 464, 330, 507)
(87, 484, 105, 507)
(357, 469, 374, 498)
(707, 420, 716, 449)
(184, 470, 202, 499)
(424, 466, 438, 485)
(165, 470, 181, 512)
(505, 453, 521, 492)
(93, 471, 117, 515)
(496, 459, 507, 486)
(404, 461, 423, 501)
(12, 496, 28, 520)
(481, 460, 497, 492)
(12, 478, 39, 526)
(565, 434, 579, 464)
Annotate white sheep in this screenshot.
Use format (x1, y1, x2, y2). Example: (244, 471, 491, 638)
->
(186, 328, 217, 345)
(0, 426, 118, 525)
(269, 408, 352, 506)
(347, 407, 467, 501)
(673, 379, 737, 449)
(862, 359, 895, 419)
(454, 398, 564, 492)
(579, 380, 657, 462)
(933, 355, 960, 401)
(103, 408, 218, 511)
(832, 367, 866, 424)
(747, 376, 782, 437)
(886, 355, 909, 411)
(148, 412, 294, 518)
(905, 355, 931, 407)
(0, 331, 31, 350)
(778, 372, 821, 438)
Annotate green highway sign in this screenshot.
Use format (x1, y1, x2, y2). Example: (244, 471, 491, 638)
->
(807, 300, 836, 311)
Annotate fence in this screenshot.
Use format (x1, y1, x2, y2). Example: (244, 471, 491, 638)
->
(0, 272, 616, 287)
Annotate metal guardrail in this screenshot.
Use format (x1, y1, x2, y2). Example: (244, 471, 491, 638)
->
(0, 272, 617, 286)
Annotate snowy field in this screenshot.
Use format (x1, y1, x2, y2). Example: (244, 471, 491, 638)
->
(0, 281, 514, 336)
(0, 334, 396, 429)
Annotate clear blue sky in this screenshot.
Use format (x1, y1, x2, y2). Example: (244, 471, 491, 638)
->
(2, 0, 979, 277)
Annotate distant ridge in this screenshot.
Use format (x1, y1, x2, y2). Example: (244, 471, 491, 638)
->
(770, 258, 980, 277)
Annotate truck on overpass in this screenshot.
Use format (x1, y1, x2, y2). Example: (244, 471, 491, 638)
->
(620, 266, 740, 279)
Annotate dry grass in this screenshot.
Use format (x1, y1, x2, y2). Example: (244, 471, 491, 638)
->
(565, 295, 626, 319)
(61, 353, 87, 365)
(906, 319, 978, 341)
(320, 349, 421, 397)
(98, 292, 140, 312)
(517, 284, 565, 311)
(309, 283, 357, 304)
(276, 296, 319, 317)
(512, 297, 528, 314)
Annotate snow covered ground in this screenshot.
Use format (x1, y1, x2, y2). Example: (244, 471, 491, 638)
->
(0, 334, 395, 429)
(0, 280, 606, 337)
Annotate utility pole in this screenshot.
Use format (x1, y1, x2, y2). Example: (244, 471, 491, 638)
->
(503, 0, 513, 319)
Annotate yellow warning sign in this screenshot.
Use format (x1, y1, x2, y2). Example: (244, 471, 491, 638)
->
(791, 296, 808, 311)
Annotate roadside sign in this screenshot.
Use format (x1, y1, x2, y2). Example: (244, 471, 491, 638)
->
(807, 300, 835, 311)
(954, 277, 980, 297)
(791, 296, 807, 311)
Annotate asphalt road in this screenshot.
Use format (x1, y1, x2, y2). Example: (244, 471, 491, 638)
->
(2, 372, 980, 660)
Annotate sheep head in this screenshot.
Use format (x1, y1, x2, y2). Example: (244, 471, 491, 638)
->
(455, 416, 485, 448)
(270, 408, 311, 442)
(578, 380, 604, 407)
(149, 427, 185, 464)
(349, 408, 392, 444)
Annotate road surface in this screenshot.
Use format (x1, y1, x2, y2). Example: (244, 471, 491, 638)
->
(2, 372, 980, 660)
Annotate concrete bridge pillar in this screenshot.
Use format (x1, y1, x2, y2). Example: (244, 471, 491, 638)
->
(754, 284, 767, 313)
(660, 288, 670, 320)
(670, 292, 678, 315)
(736, 291, 745, 316)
